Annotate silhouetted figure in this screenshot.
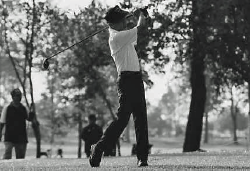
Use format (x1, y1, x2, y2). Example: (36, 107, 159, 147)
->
(40, 149, 51, 158)
(0, 88, 33, 159)
(81, 115, 103, 157)
(57, 148, 63, 158)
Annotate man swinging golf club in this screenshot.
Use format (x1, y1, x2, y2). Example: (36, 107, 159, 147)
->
(89, 5, 150, 167)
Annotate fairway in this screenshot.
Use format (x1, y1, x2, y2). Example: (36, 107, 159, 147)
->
(0, 151, 250, 171)
(0, 135, 249, 170)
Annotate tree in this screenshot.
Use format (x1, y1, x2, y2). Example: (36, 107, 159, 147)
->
(45, 1, 118, 158)
(181, 0, 207, 152)
(215, 107, 248, 137)
(148, 106, 171, 136)
(173, 0, 250, 151)
(1, 0, 52, 158)
(204, 0, 250, 144)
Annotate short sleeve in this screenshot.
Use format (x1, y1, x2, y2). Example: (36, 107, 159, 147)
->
(109, 27, 138, 55)
(0, 106, 8, 123)
(115, 27, 137, 46)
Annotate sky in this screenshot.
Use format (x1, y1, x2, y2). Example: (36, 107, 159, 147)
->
(32, 0, 170, 106)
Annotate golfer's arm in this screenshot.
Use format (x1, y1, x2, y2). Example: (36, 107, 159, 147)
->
(136, 13, 147, 34)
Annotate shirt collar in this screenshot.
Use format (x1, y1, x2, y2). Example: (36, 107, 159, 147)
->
(109, 27, 118, 34)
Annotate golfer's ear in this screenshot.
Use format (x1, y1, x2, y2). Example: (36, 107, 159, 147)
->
(108, 23, 116, 29)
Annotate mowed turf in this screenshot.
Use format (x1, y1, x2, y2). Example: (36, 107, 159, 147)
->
(0, 151, 250, 171)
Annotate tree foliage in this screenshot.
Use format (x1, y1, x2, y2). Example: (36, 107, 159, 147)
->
(0, 0, 57, 158)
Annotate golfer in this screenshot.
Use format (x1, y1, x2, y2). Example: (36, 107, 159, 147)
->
(89, 5, 149, 167)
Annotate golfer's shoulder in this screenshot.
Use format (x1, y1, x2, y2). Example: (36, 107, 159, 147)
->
(115, 27, 137, 38)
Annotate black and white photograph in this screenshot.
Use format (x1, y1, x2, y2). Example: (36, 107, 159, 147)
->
(0, 0, 250, 170)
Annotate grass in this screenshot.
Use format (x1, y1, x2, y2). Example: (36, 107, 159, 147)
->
(1, 136, 250, 170)
(0, 151, 250, 170)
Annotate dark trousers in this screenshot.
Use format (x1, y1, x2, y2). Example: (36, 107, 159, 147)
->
(3, 142, 27, 159)
(85, 143, 91, 157)
(97, 71, 149, 161)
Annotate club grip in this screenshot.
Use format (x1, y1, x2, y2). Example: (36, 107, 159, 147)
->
(140, 6, 149, 18)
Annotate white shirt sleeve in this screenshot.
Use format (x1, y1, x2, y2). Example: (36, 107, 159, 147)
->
(115, 27, 137, 48)
(110, 27, 138, 56)
(0, 106, 8, 123)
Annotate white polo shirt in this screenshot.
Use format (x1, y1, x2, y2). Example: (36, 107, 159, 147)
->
(0, 106, 7, 123)
(108, 27, 140, 73)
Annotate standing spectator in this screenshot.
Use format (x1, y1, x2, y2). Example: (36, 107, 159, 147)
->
(81, 114, 103, 157)
(0, 88, 33, 159)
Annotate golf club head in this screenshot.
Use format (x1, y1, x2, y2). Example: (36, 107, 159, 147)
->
(43, 58, 50, 70)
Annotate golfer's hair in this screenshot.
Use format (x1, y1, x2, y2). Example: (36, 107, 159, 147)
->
(104, 5, 129, 24)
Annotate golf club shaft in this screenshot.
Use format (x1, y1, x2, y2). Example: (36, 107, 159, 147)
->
(47, 26, 109, 60)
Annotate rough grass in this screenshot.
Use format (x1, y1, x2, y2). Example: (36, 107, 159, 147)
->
(1, 136, 249, 170)
(1, 151, 250, 171)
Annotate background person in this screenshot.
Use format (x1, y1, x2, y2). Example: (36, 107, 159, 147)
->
(81, 114, 103, 157)
(0, 88, 33, 159)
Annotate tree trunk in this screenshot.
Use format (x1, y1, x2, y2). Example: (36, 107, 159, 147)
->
(78, 112, 82, 158)
(30, 111, 41, 158)
(183, 58, 206, 152)
(183, 0, 207, 152)
(230, 86, 238, 144)
(33, 124, 41, 158)
(49, 71, 55, 145)
(3, 0, 42, 158)
(203, 112, 208, 144)
(248, 82, 250, 150)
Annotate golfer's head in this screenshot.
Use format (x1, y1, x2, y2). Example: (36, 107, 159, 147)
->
(104, 5, 133, 30)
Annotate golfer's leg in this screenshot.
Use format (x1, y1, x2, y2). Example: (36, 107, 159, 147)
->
(15, 143, 27, 159)
(97, 95, 132, 150)
(132, 82, 149, 161)
(3, 142, 13, 159)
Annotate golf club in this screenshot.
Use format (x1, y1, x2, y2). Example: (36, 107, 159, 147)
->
(42, 26, 109, 70)
(42, 6, 149, 70)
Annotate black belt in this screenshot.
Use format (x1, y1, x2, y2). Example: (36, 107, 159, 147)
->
(120, 71, 141, 76)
